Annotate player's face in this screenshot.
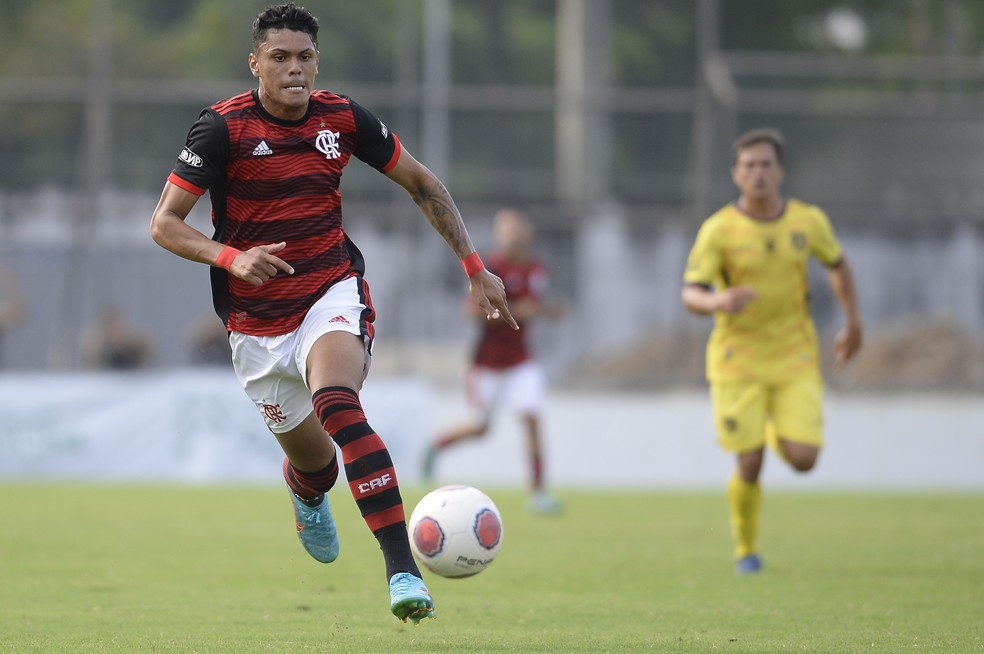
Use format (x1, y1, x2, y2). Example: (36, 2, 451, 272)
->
(494, 212, 533, 254)
(249, 29, 319, 121)
(731, 142, 784, 203)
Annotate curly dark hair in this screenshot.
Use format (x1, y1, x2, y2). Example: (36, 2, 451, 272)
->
(252, 3, 319, 50)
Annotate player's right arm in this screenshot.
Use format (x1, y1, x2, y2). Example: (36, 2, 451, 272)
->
(150, 183, 221, 266)
(150, 183, 294, 287)
(150, 107, 292, 287)
(681, 216, 756, 315)
(682, 283, 757, 315)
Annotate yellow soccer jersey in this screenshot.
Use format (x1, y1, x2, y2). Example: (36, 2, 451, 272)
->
(683, 198, 843, 383)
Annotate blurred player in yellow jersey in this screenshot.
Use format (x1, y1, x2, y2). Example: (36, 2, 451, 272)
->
(681, 128, 862, 574)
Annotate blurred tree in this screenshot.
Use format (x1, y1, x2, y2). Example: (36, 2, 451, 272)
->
(452, 0, 555, 85)
(4, 0, 984, 200)
(0, 0, 90, 77)
(612, 0, 694, 86)
(721, 0, 984, 56)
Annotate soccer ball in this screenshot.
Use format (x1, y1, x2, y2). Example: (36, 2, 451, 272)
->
(408, 485, 504, 579)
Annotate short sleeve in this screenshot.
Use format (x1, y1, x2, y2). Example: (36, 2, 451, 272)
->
(809, 207, 843, 266)
(683, 220, 722, 287)
(349, 99, 401, 173)
(167, 109, 229, 195)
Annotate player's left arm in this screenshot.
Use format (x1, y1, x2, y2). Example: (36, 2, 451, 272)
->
(349, 99, 514, 327)
(681, 220, 757, 315)
(826, 257, 862, 369)
(810, 207, 862, 368)
(385, 148, 517, 329)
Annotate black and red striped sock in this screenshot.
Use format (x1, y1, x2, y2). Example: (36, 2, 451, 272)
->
(283, 457, 339, 507)
(313, 386, 420, 580)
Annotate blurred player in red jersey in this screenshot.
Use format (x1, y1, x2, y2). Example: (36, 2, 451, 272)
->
(423, 208, 564, 514)
(149, 3, 515, 624)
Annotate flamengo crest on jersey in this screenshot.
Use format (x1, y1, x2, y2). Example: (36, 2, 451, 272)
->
(316, 130, 342, 159)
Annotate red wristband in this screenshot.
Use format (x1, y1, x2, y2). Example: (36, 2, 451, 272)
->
(461, 252, 485, 277)
(215, 246, 241, 271)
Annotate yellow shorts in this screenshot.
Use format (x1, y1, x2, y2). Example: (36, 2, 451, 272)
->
(709, 372, 824, 454)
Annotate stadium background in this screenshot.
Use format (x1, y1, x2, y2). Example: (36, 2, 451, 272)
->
(1, 0, 982, 489)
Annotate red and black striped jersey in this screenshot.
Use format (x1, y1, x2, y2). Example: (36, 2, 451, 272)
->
(473, 252, 548, 369)
(167, 89, 401, 336)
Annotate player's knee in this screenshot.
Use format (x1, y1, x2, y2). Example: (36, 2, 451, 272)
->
(787, 451, 818, 473)
(779, 439, 819, 473)
(737, 448, 764, 481)
(790, 459, 816, 473)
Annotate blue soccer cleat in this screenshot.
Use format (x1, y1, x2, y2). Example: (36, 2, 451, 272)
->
(735, 554, 763, 575)
(389, 572, 436, 624)
(289, 492, 339, 563)
(529, 490, 563, 515)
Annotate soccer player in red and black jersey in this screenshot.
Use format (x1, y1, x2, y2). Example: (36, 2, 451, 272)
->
(422, 208, 565, 514)
(150, 3, 515, 624)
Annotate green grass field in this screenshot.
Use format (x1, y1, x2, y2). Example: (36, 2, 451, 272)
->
(1, 484, 981, 653)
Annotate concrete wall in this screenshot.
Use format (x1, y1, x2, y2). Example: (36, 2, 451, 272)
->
(2, 370, 980, 491)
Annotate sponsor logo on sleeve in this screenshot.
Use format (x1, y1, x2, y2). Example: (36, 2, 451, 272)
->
(178, 147, 203, 167)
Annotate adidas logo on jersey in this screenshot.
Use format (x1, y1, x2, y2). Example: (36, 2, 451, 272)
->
(252, 140, 273, 156)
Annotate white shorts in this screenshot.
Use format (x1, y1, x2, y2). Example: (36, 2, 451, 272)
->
(229, 276, 373, 434)
(466, 359, 546, 421)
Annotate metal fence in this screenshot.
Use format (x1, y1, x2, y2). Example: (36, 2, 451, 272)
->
(2, 0, 983, 388)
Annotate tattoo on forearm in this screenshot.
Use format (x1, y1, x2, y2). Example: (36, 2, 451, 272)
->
(412, 179, 471, 255)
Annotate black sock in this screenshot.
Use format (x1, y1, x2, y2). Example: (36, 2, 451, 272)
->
(375, 523, 422, 580)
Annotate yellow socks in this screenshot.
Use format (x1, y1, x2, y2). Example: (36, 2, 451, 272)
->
(726, 472, 761, 559)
